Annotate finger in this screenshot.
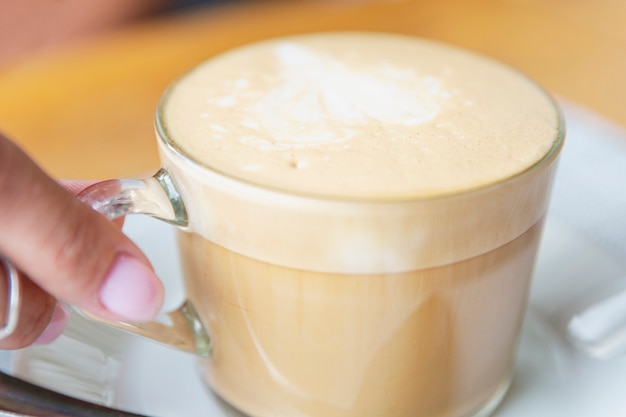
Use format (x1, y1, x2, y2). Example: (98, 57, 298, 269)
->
(0, 133, 163, 323)
(0, 262, 63, 349)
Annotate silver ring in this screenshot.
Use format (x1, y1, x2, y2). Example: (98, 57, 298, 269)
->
(0, 258, 20, 341)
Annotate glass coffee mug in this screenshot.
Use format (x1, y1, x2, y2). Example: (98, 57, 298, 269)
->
(1, 33, 565, 417)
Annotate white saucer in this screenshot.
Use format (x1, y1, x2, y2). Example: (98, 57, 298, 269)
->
(3, 101, 626, 416)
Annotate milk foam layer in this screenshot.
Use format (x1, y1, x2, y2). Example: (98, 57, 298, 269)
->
(161, 32, 560, 199)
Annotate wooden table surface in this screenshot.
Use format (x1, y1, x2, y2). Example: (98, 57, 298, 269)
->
(1, 0, 624, 179)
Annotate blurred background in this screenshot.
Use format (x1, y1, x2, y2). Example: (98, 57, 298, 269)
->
(0, 0, 624, 179)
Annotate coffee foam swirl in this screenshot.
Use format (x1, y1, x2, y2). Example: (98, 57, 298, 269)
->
(162, 33, 560, 199)
(206, 43, 445, 150)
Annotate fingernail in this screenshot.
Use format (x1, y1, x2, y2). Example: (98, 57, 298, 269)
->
(34, 304, 68, 345)
(98, 255, 163, 321)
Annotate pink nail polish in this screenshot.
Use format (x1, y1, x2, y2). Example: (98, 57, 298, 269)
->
(34, 304, 68, 345)
(98, 255, 163, 321)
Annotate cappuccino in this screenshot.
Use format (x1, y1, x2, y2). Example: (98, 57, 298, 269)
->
(156, 32, 563, 417)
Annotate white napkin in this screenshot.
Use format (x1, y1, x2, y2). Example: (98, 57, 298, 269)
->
(551, 101, 626, 258)
(554, 101, 626, 359)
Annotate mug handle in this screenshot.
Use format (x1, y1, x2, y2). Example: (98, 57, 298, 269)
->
(74, 168, 211, 358)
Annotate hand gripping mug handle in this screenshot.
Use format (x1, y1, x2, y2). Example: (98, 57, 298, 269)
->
(75, 168, 211, 358)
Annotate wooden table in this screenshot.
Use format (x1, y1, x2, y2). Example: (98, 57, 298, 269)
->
(1, 0, 624, 179)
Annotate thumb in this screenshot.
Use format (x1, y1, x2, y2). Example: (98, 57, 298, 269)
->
(0, 134, 163, 323)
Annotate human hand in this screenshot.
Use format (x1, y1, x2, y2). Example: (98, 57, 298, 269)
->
(0, 133, 164, 349)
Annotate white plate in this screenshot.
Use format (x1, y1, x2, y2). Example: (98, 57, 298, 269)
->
(2, 101, 626, 417)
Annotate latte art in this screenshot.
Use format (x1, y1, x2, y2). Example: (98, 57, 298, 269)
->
(245, 43, 444, 146)
(202, 42, 446, 152)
